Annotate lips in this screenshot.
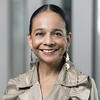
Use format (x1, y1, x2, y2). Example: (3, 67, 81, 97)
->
(39, 48, 59, 55)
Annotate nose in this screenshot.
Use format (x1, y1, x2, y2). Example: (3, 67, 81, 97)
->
(43, 34, 55, 47)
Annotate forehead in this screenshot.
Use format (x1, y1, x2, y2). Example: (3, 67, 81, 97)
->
(32, 11, 66, 30)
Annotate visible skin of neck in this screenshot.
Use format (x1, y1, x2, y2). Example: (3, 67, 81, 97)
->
(37, 59, 64, 100)
(38, 59, 63, 82)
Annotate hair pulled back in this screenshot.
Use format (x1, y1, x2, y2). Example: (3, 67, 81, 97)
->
(29, 4, 69, 35)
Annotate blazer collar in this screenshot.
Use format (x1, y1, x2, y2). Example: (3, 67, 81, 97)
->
(56, 61, 88, 86)
(17, 63, 38, 89)
(17, 61, 88, 89)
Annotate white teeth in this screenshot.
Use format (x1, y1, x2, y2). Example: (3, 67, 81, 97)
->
(40, 49, 58, 53)
(43, 50, 55, 53)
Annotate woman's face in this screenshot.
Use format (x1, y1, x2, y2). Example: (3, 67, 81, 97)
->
(28, 10, 71, 64)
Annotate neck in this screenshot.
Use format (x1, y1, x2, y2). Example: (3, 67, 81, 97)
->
(38, 60, 63, 81)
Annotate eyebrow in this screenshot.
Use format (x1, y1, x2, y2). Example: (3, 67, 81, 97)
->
(52, 29, 63, 33)
(33, 28, 63, 33)
(33, 28, 44, 33)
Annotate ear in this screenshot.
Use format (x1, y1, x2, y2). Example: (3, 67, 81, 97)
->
(27, 33, 33, 49)
(66, 32, 72, 48)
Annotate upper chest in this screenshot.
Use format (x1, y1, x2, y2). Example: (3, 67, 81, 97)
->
(18, 82, 90, 100)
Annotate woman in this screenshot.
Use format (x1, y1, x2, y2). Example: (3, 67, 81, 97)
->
(3, 4, 99, 100)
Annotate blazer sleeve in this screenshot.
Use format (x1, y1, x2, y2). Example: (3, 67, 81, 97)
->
(90, 77, 99, 100)
(2, 79, 24, 100)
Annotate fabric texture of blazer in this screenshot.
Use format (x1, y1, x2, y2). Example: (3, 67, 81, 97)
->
(3, 61, 99, 100)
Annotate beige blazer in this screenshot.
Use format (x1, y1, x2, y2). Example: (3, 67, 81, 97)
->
(3, 62, 99, 100)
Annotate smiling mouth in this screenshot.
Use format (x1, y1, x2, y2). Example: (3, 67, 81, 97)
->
(39, 48, 59, 54)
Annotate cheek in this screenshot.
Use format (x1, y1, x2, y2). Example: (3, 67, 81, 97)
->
(32, 38, 42, 49)
(58, 39, 67, 49)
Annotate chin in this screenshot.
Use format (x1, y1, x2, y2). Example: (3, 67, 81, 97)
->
(39, 56, 61, 65)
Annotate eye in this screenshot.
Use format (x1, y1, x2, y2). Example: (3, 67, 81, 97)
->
(55, 32, 62, 36)
(35, 32, 44, 36)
